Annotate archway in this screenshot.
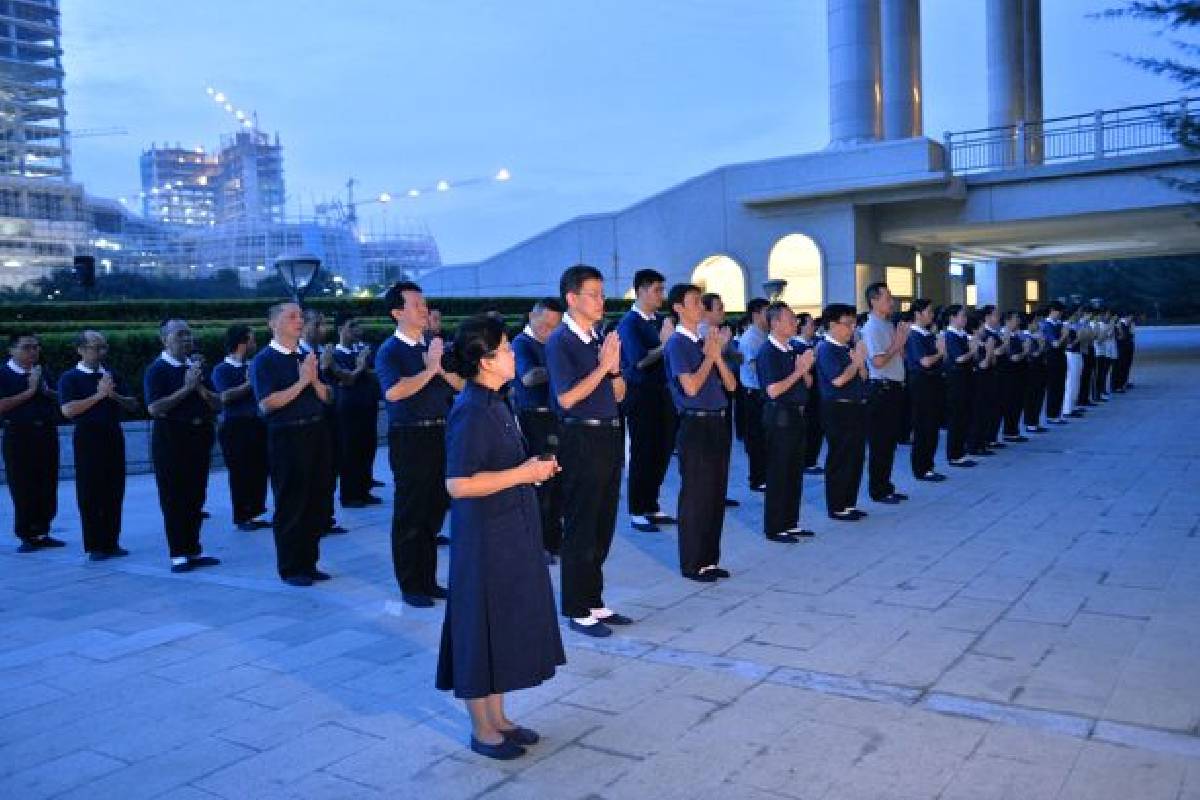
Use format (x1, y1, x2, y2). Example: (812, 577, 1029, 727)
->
(691, 255, 746, 312)
(767, 234, 823, 313)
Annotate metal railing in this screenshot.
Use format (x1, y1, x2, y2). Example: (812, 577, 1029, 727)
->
(944, 97, 1198, 175)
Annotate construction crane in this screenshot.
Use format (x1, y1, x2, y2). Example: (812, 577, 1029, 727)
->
(71, 127, 128, 139)
(315, 170, 513, 229)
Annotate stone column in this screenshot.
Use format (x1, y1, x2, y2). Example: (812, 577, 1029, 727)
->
(917, 251, 951, 306)
(881, 0, 922, 139)
(986, 0, 1024, 166)
(828, 0, 882, 146)
(974, 259, 1000, 307)
(1023, 0, 1044, 164)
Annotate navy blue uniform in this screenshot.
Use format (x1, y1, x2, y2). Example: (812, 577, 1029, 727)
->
(904, 328, 943, 477)
(794, 337, 823, 469)
(757, 338, 810, 536)
(251, 344, 332, 580)
(617, 309, 675, 518)
(212, 357, 268, 526)
(1, 361, 58, 542)
(664, 329, 730, 575)
(332, 344, 380, 506)
(942, 330, 974, 462)
(144, 356, 216, 560)
(435, 382, 566, 698)
(1023, 332, 1048, 430)
(544, 316, 623, 619)
(376, 332, 454, 596)
(1040, 318, 1067, 420)
(815, 338, 866, 514)
(512, 329, 563, 556)
(58, 366, 128, 553)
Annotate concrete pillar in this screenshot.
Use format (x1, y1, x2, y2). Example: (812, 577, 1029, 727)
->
(986, 0, 1025, 131)
(855, 263, 886, 311)
(917, 251, 950, 306)
(828, 0, 882, 146)
(1022, 0, 1044, 164)
(881, 0, 922, 139)
(974, 260, 1000, 307)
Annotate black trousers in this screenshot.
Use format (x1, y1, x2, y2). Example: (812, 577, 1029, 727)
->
(337, 403, 378, 504)
(218, 416, 268, 524)
(519, 409, 564, 555)
(624, 382, 676, 516)
(1045, 349, 1067, 419)
(559, 422, 623, 619)
(969, 368, 999, 451)
(2, 423, 58, 540)
(866, 380, 904, 500)
(322, 409, 338, 523)
(1114, 342, 1134, 390)
(946, 370, 971, 462)
(909, 373, 942, 477)
(803, 390, 823, 468)
(151, 420, 214, 559)
(763, 403, 806, 535)
(1079, 352, 1096, 406)
(73, 425, 125, 553)
(742, 388, 767, 486)
(1096, 356, 1112, 397)
(388, 425, 449, 594)
(822, 400, 866, 513)
(676, 413, 730, 574)
(1024, 363, 1047, 429)
(1001, 366, 1026, 436)
(268, 420, 330, 579)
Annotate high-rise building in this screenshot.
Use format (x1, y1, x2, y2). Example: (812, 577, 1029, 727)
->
(0, 0, 86, 288)
(214, 129, 284, 224)
(139, 144, 218, 226)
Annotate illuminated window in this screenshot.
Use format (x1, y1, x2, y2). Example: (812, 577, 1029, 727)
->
(949, 262, 964, 277)
(623, 287, 635, 301)
(915, 252, 923, 275)
(767, 234, 822, 312)
(885, 266, 914, 298)
(966, 284, 978, 307)
(1025, 279, 1040, 302)
(692, 255, 747, 312)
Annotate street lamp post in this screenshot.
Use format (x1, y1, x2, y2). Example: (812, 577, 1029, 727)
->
(763, 278, 788, 303)
(274, 253, 321, 305)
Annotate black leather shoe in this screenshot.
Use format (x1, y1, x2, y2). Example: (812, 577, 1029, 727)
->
(749, 483, 766, 493)
(873, 495, 901, 505)
(499, 726, 540, 746)
(916, 472, 947, 482)
(949, 459, 977, 468)
(310, 570, 332, 581)
(1004, 435, 1030, 442)
(470, 736, 526, 760)
(703, 567, 732, 578)
(189, 556, 221, 568)
(804, 466, 824, 475)
(429, 585, 448, 599)
(89, 551, 111, 562)
(323, 524, 349, 536)
(828, 510, 862, 521)
(170, 561, 194, 573)
(435, 534, 451, 546)
(595, 611, 633, 625)
(682, 570, 718, 582)
(38, 536, 66, 548)
(723, 498, 741, 508)
(786, 529, 815, 539)
(630, 516, 660, 533)
(647, 512, 677, 526)
(284, 574, 314, 587)
(16, 540, 40, 553)
(402, 592, 434, 608)
(567, 619, 612, 637)
(371, 479, 385, 488)
(340, 499, 367, 509)
(107, 546, 130, 558)
(200, 511, 211, 520)
(766, 531, 800, 543)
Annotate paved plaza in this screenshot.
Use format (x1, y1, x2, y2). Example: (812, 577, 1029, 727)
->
(0, 328, 1197, 800)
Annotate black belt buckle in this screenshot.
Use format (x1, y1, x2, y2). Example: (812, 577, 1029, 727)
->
(396, 418, 446, 428)
(562, 417, 620, 428)
(682, 409, 726, 418)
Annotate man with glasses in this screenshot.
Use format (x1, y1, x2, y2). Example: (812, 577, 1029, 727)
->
(546, 264, 631, 637)
(861, 282, 910, 506)
(145, 319, 222, 573)
(816, 304, 869, 521)
(0, 332, 61, 551)
(58, 331, 140, 559)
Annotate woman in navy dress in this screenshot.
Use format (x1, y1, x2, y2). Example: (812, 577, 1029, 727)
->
(435, 314, 566, 761)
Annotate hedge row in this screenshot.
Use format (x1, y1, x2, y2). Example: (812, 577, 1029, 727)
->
(3, 296, 633, 324)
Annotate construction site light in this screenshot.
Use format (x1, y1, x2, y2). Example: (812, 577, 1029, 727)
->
(213, 92, 226, 103)
(378, 192, 392, 203)
(495, 168, 511, 181)
(436, 180, 450, 192)
(407, 189, 420, 198)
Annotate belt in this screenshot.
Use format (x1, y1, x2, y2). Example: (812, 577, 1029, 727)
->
(157, 416, 211, 427)
(392, 418, 446, 428)
(4, 419, 50, 428)
(270, 414, 325, 429)
(868, 379, 904, 386)
(681, 408, 726, 418)
(561, 417, 621, 428)
(744, 388, 763, 396)
(521, 407, 554, 414)
(764, 401, 804, 415)
(830, 398, 867, 405)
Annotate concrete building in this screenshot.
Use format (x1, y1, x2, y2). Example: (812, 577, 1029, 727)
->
(425, 0, 1200, 313)
(139, 145, 219, 226)
(0, 0, 86, 288)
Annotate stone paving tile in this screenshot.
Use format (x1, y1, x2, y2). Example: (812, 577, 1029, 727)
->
(0, 328, 1197, 797)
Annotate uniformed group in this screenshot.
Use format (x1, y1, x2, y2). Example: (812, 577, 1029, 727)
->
(1, 271, 1138, 638)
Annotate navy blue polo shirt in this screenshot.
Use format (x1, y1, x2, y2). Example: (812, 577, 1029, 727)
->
(1024, 332, 1044, 363)
(756, 336, 808, 406)
(545, 315, 619, 420)
(664, 328, 728, 413)
(211, 358, 257, 421)
(1040, 318, 1064, 350)
(511, 329, 551, 411)
(58, 366, 126, 429)
(905, 329, 940, 375)
(815, 337, 864, 402)
(616, 308, 667, 387)
(943, 330, 973, 374)
(0, 361, 56, 425)
(332, 345, 380, 410)
(250, 344, 326, 426)
(375, 332, 454, 425)
(144, 355, 215, 423)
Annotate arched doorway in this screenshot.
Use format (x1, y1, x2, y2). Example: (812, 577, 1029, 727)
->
(691, 255, 746, 312)
(767, 234, 823, 313)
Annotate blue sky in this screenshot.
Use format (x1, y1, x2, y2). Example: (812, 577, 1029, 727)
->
(61, 0, 1187, 265)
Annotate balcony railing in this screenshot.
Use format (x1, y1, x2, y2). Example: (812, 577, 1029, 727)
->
(944, 97, 1198, 175)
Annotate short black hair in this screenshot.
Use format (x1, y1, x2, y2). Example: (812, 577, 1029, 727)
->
(667, 283, 701, 314)
(746, 297, 770, 316)
(1048, 300, 1065, 313)
(765, 301, 792, 328)
(559, 264, 604, 300)
(441, 313, 507, 380)
(700, 292, 722, 312)
(224, 324, 253, 354)
(533, 296, 564, 314)
(821, 303, 857, 327)
(911, 299, 932, 315)
(8, 331, 36, 347)
(864, 281, 889, 305)
(633, 269, 665, 292)
(796, 311, 813, 328)
(980, 304, 997, 317)
(384, 280, 423, 311)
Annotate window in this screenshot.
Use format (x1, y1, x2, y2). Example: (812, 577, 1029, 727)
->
(692, 255, 746, 312)
(1025, 279, 1040, 302)
(767, 234, 822, 312)
(966, 284, 978, 307)
(885, 266, 915, 299)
